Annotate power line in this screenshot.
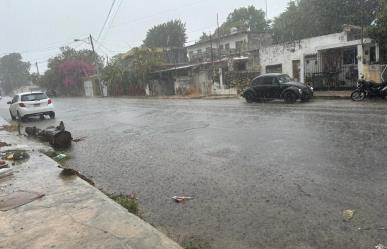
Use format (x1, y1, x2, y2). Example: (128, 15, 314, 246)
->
(110, 0, 124, 27)
(110, 0, 208, 29)
(97, 0, 123, 50)
(97, 0, 118, 41)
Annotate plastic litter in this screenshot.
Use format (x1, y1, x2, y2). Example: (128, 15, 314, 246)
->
(54, 154, 68, 161)
(3, 151, 29, 161)
(72, 137, 87, 143)
(172, 196, 193, 203)
(343, 209, 355, 221)
(375, 244, 385, 249)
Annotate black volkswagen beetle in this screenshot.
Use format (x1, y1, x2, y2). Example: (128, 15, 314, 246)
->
(242, 73, 314, 103)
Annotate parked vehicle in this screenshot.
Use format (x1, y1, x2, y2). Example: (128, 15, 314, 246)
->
(351, 78, 387, 101)
(242, 73, 314, 103)
(7, 92, 55, 121)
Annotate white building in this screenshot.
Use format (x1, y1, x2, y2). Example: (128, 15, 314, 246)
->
(186, 30, 272, 66)
(260, 25, 385, 89)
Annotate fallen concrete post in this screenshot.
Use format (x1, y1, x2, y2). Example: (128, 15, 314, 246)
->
(25, 121, 72, 149)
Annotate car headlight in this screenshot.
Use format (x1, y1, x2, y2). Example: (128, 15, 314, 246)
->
(310, 86, 314, 91)
(298, 88, 303, 94)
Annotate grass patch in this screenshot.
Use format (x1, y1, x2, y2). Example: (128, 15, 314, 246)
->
(180, 235, 211, 249)
(108, 193, 139, 216)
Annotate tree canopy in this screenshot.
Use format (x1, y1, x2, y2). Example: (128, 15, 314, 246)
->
(101, 48, 166, 96)
(219, 6, 270, 35)
(143, 20, 187, 48)
(0, 53, 30, 94)
(272, 0, 379, 43)
(369, 0, 387, 62)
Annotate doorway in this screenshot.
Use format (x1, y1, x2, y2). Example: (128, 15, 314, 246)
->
(292, 60, 301, 81)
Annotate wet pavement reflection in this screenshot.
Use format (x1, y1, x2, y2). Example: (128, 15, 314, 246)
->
(1, 97, 387, 249)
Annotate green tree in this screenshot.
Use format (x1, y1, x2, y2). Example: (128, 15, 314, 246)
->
(143, 19, 187, 48)
(199, 32, 210, 42)
(369, 0, 387, 63)
(272, 0, 378, 43)
(102, 48, 165, 96)
(0, 53, 30, 94)
(101, 55, 136, 96)
(218, 6, 270, 35)
(124, 47, 165, 86)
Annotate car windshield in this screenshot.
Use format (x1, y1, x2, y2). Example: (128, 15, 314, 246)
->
(21, 93, 48, 101)
(278, 75, 292, 83)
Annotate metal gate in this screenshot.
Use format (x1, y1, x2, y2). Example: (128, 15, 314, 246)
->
(304, 47, 359, 90)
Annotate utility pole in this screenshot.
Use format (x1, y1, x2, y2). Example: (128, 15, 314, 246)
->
(217, 13, 221, 59)
(209, 33, 214, 97)
(265, 0, 268, 19)
(35, 62, 40, 76)
(360, 0, 364, 48)
(89, 34, 104, 96)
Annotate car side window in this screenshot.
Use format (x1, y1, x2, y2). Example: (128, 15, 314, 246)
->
(252, 77, 263, 86)
(263, 77, 274, 85)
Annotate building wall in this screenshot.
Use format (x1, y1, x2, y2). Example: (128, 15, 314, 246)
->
(259, 31, 372, 83)
(187, 32, 272, 62)
(247, 33, 273, 51)
(187, 33, 249, 54)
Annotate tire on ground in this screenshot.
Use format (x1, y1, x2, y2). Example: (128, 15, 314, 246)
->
(284, 91, 297, 104)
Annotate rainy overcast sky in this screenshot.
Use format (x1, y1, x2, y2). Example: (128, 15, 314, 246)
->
(0, 0, 288, 72)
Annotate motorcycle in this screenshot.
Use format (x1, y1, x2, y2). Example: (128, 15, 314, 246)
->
(351, 77, 387, 101)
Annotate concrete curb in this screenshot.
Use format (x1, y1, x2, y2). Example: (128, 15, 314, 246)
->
(313, 95, 351, 99)
(0, 117, 182, 249)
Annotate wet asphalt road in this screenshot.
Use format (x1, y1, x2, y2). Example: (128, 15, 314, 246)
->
(1, 97, 387, 249)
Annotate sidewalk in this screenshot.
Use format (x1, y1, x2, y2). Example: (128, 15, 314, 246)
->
(313, 91, 351, 99)
(0, 118, 182, 249)
(153, 91, 352, 100)
(151, 94, 239, 100)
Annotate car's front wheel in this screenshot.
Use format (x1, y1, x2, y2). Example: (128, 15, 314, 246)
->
(49, 112, 55, 119)
(284, 91, 298, 104)
(244, 92, 255, 103)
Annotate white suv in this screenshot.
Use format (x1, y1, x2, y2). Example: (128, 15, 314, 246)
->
(8, 92, 55, 121)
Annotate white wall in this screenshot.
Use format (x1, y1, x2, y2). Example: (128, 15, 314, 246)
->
(187, 33, 249, 54)
(84, 80, 94, 97)
(259, 32, 368, 82)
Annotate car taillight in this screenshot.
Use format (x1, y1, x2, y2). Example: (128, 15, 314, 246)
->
(48, 99, 52, 104)
(19, 103, 26, 107)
